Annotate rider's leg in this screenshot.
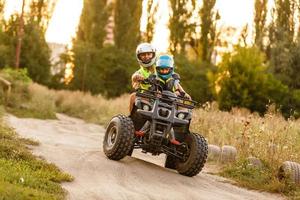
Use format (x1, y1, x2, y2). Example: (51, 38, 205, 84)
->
(129, 92, 136, 113)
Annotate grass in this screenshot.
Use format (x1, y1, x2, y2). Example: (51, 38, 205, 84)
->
(220, 160, 300, 198)
(0, 117, 73, 200)
(7, 83, 57, 119)
(54, 90, 129, 125)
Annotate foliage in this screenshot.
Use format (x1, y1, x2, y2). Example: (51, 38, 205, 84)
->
(216, 46, 289, 115)
(0, 0, 4, 16)
(174, 54, 216, 104)
(55, 90, 129, 125)
(71, 0, 141, 97)
(114, 0, 142, 52)
(169, 0, 196, 55)
(20, 22, 51, 85)
(254, 0, 268, 50)
(143, 0, 157, 43)
(192, 105, 300, 197)
(268, 0, 298, 88)
(198, 0, 219, 62)
(0, 68, 31, 84)
(0, 0, 53, 85)
(75, 0, 110, 49)
(0, 17, 13, 69)
(221, 160, 300, 196)
(0, 120, 72, 200)
(0, 69, 56, 119)
(29, 0, 58, 31)
(70, 45, 137, 97)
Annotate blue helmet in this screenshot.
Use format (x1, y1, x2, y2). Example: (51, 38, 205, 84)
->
(156, 55, 174, 80)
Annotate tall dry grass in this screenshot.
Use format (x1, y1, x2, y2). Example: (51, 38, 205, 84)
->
(192, 103, 300, 167)
(54, 90, 130, 124)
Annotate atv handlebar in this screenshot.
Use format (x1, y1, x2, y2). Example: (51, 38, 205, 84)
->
(136, 89, 198, 109)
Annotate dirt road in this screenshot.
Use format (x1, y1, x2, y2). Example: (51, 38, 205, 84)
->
(6, 114, 285, 200)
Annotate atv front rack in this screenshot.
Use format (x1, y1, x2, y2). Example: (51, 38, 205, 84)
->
(136, 89, 198, 110)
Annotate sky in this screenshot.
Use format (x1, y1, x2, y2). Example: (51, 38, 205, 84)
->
(4, 0, 275, 52)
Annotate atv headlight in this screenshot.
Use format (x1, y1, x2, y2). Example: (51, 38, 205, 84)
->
(142, 104, 150, 111)
(177, 113, 186, 120)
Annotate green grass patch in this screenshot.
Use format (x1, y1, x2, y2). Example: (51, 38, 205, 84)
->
(0, 120, 73, 199)
(221, 160, 300, 198)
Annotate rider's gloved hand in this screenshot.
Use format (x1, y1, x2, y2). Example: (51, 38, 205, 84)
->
(133, 74, 145, 82)
(184, 93, 191, 100)
(175, 90, 191, 100)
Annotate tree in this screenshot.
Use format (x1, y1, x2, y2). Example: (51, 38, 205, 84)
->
(198, 0, 219, 62)
(71, 0, 110, 91)
(169, 0, 196, 55)
(0, 1, 53, 84)
(254, 0, 268, 50)
(175, 54, 216, 104)
(143, 0, 158, 43)
(75, 0, 110, 49)
(29, 0, 58, 31)
(114, 0, 142, 52)
(216, 46, 288, 114)
(0, 0, 9, 68)
(0, 0, 4, 19)
(268, 0, 298, 87)
(20, 22, 51, 84)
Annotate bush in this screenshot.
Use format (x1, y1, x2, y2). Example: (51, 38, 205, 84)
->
(174, 54, 216, 104)
(0, 69, 56, 119)
(216, 46, 290, 116)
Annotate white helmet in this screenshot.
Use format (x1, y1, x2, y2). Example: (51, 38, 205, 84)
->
(136, 43, 156, 68)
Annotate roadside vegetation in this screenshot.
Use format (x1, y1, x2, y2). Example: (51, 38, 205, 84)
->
(1, 69, 299, 198)
(192, 104, 300, 198)
(0, 105, 73, 200)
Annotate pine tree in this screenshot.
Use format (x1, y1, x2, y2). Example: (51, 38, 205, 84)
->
(114, 0, 142, 52)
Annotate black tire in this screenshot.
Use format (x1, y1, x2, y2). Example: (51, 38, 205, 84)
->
(127, 146, 134, 157)
(165, 155, 177, 170)
(176, 133, 208, 177)
(103, 115, 134, 160)
(278, 161, 300, 185)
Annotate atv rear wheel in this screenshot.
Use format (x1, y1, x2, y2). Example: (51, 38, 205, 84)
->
(176, 133, 208, 177)
(103, 115, 134, 160)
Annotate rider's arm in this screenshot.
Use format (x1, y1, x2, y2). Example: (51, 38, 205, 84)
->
(174, 83, 191, 99)
(131, 71, 144, 90)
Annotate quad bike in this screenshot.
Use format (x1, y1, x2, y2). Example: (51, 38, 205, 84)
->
(103, 76, 208, 177)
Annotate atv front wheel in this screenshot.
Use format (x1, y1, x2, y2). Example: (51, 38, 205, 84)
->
(103, 115, 134, 160)
(165, 155, 177, 170)
(176, 133, 208, 177)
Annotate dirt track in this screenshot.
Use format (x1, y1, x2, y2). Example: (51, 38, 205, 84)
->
(6, 114, 286, 200)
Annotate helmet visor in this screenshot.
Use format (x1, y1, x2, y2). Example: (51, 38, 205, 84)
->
(157, 67, 171, 75)
(138, 52, 155, 64)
